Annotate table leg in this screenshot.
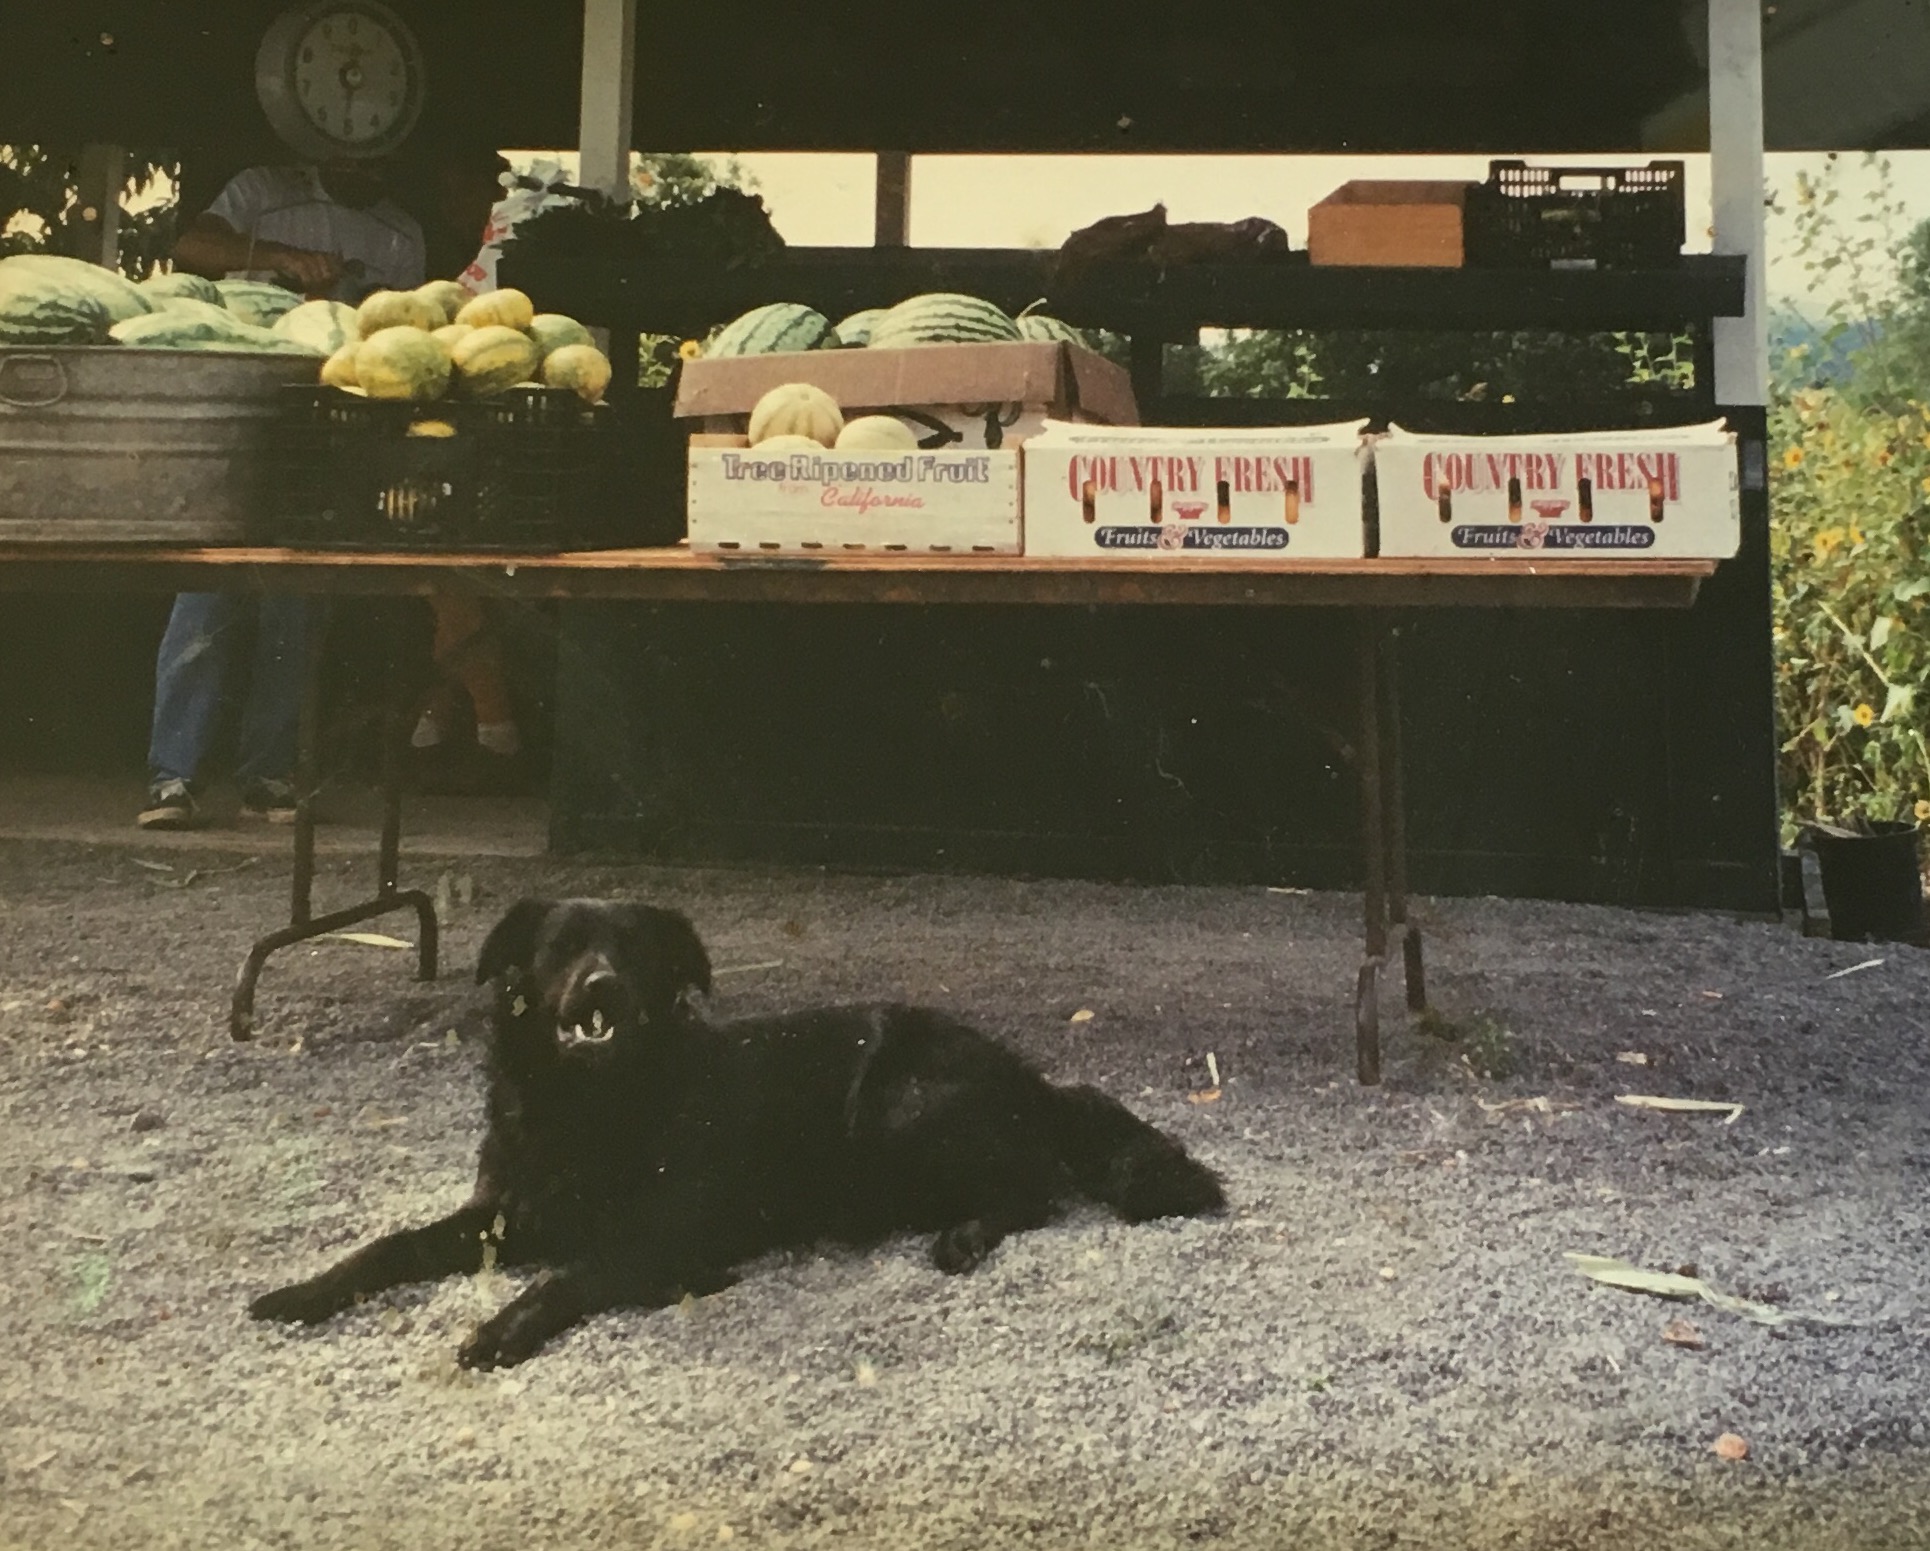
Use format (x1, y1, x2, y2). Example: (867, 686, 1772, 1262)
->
(1356, 613, 1385, 1086)
(230, 600, 439, 1041)
(1380, 624, 1426, 1013)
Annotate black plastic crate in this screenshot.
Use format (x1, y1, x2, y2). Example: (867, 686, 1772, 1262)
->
(264, 385, 618, 552)
(1464, 160, 1685, 270)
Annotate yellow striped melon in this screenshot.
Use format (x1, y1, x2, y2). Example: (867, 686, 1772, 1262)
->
(527, 313, 595, 358)
(354, 325, 452, 401)
(541, 343, 612, 404)
(415, 279, 471, 325)
(451, 324, 541, 397)
(358, 288, 443, 336)
(455, 287, 535, 331)
(320, 344, 360, 389)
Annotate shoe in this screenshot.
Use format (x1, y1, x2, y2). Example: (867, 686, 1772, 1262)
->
(137, 778, 200, 831)
(240, 778, 300, 825)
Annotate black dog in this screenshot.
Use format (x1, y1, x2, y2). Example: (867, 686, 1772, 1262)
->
(249, 898, 1225, 1368)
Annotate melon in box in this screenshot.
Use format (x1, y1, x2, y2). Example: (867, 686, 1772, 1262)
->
(1371, 421, 1740, 559)
(1021, 421, 1371, 558)
(675, 339, 1137, 451)
(687, 438, 1020, 555)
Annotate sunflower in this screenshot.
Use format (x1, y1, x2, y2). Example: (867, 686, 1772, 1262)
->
(1915, 799, 1930, 822)
(1854, 702, 1877, 727)
(1783, 445, 1805, 470)
(677, 339, 702, 360)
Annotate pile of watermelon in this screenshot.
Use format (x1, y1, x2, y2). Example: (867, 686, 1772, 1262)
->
(700, 293, 1086, 358)
(0, 254, 329, 354)
(317, 283, 612, 406)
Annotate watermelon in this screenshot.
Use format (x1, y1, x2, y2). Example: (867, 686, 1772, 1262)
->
(703, 302, 833, 357)
(139, 270, 224, 307)
(865, 293, 1021, 349)
(215, 279, 305, 328)
(274, 299, 360, 355)
(831, 308, 887, 348)
(109, 308, 320, 353)
(1016, 301, 1087, 348)
(2, 254, 152, 327)
(451, 325, 541, 397)
(0, 261, 113, 344)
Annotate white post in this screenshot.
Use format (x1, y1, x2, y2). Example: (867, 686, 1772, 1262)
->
(1709, 0, 1766, 407)
(75, 144, 124, 270)
(578, 0, 637, 201)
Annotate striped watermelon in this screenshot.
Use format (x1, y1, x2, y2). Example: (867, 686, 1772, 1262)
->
(865, 293, 1021, 349)
(215, 279, 306, 328)
(4, 254, 153, 325)
(1015, 300, 1087, 349)
(831, 307, 887, 347)
(704, 302, 834, 357)
(139, 270, 224, 307)
(0, 260, 113, 344)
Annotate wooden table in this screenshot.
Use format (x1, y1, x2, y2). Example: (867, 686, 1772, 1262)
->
(0, 545, 1716, 1078)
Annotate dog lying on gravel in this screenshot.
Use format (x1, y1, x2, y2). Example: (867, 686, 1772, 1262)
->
(249, 898, 1226, 1368)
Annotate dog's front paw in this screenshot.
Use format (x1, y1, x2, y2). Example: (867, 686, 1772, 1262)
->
(248, 1281, 340, 1325)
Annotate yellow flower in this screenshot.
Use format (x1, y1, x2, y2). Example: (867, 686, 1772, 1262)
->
(1783, 445, 1805, 469)
(677, 339, 702, 360)
(1854, 702, 1877, 727)
(1814, 527, 1845, 561)
(1915, 799, 1930, 822)
(1875, 449, 1893, 467)
(1848, 523, 1865, 546)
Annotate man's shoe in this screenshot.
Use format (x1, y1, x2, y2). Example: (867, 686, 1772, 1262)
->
(240, 779, 300, 826)
(136, 779, 200, 831)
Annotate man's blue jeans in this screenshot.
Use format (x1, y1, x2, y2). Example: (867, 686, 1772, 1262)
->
(147, 593, 315, 788)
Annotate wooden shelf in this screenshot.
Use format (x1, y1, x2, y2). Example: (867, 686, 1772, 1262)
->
(0, 545, 1715, 610)
(499, 249, 1746, 339)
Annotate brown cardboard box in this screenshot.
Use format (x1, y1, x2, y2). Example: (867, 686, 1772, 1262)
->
(673, 341, 1138, 449)
(1307, 181, 1473, 268)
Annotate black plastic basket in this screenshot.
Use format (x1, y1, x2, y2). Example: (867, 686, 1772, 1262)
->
(263, 385, 618, 552)
(1463, 160, 1685, 270)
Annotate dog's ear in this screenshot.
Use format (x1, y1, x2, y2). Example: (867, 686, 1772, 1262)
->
(475, 898, 553, 985)
(628, 906, 711, 1017)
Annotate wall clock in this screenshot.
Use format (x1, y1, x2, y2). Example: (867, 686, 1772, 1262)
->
(255, 1, 426, 161)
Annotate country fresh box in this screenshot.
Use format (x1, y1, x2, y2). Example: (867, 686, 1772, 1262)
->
(1372, 421, 1740, 559)
(1020, 420, 1371, 558)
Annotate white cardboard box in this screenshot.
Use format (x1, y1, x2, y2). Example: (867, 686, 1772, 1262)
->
(1373, 421, 1741, 559)
(687, 442, 1020, 554)
(1021, 421, 1371, 559)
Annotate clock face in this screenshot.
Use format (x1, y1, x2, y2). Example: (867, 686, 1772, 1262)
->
(257, 2, 425, 160)
(294, 12, 410, 146)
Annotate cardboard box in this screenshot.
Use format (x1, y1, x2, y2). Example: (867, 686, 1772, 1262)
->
(1307, 181, 1473, 268)
(674, 340, 1138, 450)
(1372, 422, 1741, 559)
(687, 437, 1020, 555)
(1021, 421, 1371, 559)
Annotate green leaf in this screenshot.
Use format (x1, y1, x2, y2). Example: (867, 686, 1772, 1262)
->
(1893, 577, 1930, 601)
(1871, 615, 1895, 649)
(1883, 683, 1915, 722)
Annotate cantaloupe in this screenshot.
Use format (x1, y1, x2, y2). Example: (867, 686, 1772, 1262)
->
(752, 434, 829, 453)
(748, 382, 842, 446)
(834, 415, 919, 451)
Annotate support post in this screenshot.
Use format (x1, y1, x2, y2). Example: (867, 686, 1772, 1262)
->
(74, 144, 124, 269)
(578, 0, 638, 201)
(875, 152, 911, 247)
(1709, 0, 1766, 407)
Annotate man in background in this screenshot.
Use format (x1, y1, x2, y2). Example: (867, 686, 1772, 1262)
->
(137, 158, 425, 829)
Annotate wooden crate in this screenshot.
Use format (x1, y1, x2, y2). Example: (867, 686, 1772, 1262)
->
(1307, 181, 1473, 268)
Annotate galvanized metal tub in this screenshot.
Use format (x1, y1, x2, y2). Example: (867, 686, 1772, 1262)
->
(0, 347, 322, 544)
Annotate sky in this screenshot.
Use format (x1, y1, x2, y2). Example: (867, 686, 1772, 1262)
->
(604, 148, 1930, 319)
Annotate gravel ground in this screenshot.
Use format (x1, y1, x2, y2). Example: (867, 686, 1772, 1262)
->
(2, 836, 1928, 1551)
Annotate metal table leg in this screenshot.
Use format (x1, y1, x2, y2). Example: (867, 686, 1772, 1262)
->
(1380, 624, 1426, 1014)
(230, 599, 439, 1041)
(1355, 613, 1386, 1085)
